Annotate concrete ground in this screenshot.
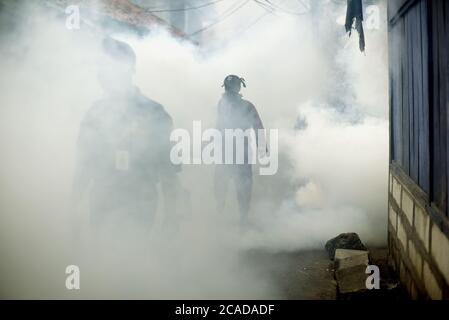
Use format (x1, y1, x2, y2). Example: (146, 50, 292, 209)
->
(243, 248, 408, 300)
(244, 249, 337, 300)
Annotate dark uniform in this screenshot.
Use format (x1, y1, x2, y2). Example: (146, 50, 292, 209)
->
(74, 87, 178, 228)
(215, 76, 264, 226)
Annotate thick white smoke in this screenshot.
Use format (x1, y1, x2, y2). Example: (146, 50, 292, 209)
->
(0, 1, 388, 299)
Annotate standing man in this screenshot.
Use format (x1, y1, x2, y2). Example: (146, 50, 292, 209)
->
(214, 75, 265, 228)
(72, 38, 180, 233)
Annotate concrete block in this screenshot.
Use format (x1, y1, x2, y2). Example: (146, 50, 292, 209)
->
(431, 224, 449, 285)
(408, 240, 422, 279)
(401, 190, 414, 226)
(414, 205, 430, 251)
(399, 261, 411, 290)
(410, 281, 419, 300)
(335, 265, 368, 294)
(392, 177, 402, 207)
(334, 249, 369, 271)
(389, 205, 397, 232)
(423, 262, 443, 300)
(397, 217, 407, 252)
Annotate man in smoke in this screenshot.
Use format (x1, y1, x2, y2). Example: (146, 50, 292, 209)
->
(215, 75, 265, 228)
(72, 38, 179, 232)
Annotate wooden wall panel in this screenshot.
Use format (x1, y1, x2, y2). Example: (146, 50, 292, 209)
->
(390, 18, 404, 166)
(389, 0, 431, 196)
(419, 0, 430, 194)
(389, 0, 449, 215)
(446, 1, 449, 218)
(429, 0, 448, 215)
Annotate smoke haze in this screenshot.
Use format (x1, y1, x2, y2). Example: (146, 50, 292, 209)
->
(0, 0, 388, 299)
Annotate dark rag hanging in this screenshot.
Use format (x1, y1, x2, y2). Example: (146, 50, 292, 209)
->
(345, 0, 365, 52)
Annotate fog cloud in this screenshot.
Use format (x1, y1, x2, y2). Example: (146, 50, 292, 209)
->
(0, 0, 388, 299)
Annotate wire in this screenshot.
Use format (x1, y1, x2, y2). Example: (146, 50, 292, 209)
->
(189, 0, 251, 36)
(263, 0, 309, 16)
(145, 0, 227, 13)
(221, 9, 271, 39)
(240, 10, 271, 32)
(296, 0, 311, 11)
(253, 0, 276, 14)
(264, 0, 307, 15)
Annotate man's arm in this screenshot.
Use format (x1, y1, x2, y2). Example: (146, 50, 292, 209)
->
(70, 111, 96, 238)
(248, 102, 267, 152)
(154, 108, 181, 223)
(216, 100, 227, 132)
(249, 102, 265, 132)
(72, 112, 95, 205)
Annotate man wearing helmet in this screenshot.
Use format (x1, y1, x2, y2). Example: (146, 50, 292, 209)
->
(215, 75, 265, 228)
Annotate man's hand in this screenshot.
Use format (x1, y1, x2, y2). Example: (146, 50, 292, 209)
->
(258, 145, 270, 159)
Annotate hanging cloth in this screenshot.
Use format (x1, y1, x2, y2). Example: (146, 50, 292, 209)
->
(345, 0, 365, 52)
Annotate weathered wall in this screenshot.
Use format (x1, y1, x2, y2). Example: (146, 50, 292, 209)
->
(388, 0, 449, 300)
(389, 163, 449, 299)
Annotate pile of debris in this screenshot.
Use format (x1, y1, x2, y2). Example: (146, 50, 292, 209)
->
(325, 233, 370, 297)
(325, 233, 406, 300)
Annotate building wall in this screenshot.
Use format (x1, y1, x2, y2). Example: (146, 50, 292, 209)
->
(388, 0, 449, 300)
(389, 162, 449, 299)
